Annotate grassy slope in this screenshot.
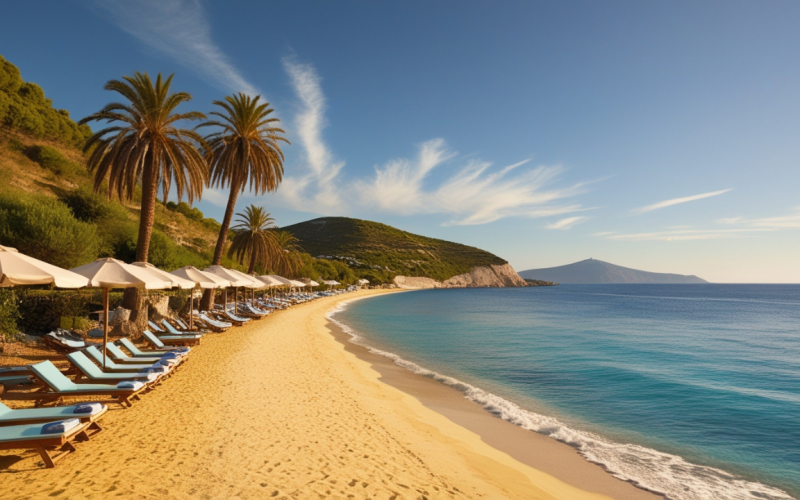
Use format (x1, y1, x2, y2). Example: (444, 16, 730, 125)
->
(284, 217, 507, 282)
(0, 129, 222, 262)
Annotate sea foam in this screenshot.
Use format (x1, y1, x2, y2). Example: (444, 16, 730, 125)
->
(327, 301, 794, 500)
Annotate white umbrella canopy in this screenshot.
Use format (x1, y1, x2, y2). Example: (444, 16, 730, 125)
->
(0, 245, 89, 288)
(70, 258, 171, 370)
(256, 275, 284, 287)
(203, 265, 252, 287)
(71, 258, 172, 289)
(264, 275, 293, 286)
(323, 280, 340, 286)
(289, 280, 306, 288)
(357, 279, 370, 285)
(131, 262, 195, 289)
(226, 268, 267, 289)
(170, 266, 229, 289)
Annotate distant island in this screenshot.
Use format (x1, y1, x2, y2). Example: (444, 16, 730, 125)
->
(519, 258, 708, 284)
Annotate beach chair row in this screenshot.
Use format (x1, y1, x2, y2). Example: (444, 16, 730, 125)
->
(0, 337, 191, 468)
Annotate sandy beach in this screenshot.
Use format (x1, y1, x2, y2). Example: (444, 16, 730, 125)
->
(1, 290, 659, 499)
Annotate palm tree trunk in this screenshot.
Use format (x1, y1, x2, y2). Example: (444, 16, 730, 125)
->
(200, 183, 240, 310)
(247, 253, 256, 274)
(122, 153, 158, 312)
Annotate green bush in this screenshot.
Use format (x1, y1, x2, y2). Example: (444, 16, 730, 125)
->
(173, 201, 204, 222)
(61, 186, 128, 223)
(25, 144, 85, 178)
(0, 55, 91, 148)
(0, 289, 20, 341)
(0, 192, 100, 268)
(202, 218, 221, 233)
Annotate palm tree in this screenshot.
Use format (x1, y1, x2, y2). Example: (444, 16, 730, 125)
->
(80, 72, 207, 310)
(227, 205, 278, 274)
(198, 92, 288, 309)
(270, 230, 304, 278)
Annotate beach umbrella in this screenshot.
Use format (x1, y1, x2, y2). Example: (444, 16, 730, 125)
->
(70, 258, 170, 369)
(131, 262, 195, 289)
(226, 268, 267, 305)
(256, 275, 284, 287)
(203, 265, 252, 313)
(256, 275, 284, 299)
(170, 266, 230, 331)
(171, 266, 230, 289)
(289, 280, 306, 290)
(0, 245, 89, 288)
(322, 280, 340, 290)
(264, 275, 292, 288)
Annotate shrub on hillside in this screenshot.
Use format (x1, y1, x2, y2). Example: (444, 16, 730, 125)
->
(172, 201, 204, 221)
(0, 193, 100, 268)
(61, 186, 128, 223)
(0, 289, 20, 341)
(0, 55, 91, 147)
(25, 144, 85, 179)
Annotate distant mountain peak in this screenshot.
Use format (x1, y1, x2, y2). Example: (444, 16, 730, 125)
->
(519, 259, 707, 284)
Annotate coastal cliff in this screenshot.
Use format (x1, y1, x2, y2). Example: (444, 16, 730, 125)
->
(394, 263, 527, 289)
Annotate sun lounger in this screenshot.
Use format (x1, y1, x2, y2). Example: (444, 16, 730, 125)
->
(191, 315, 226, 332)
(0, 401, 106, 427)
(214, 310, 247, 326)
(83, 346, 175, 375)
(241, 303, 269, 317)
(66, 351, 161, 385)
(118, 337, 189, 357)
(142, 329, 200, 349)
(195, 312, 232, 329)
(161, 319, 204, 337)
(147, 320, 167, 334)
(41, 329, 93, 354)
(0, 419, 97, 468)
(12, 361, 148, 408)
(106, 342, 178, 365)
(173, 317, 196, 331)
(0, 375, 36, 395)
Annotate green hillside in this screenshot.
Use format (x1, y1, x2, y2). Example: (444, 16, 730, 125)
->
(0, 54, 244, 272)
(284, 217, 507, 282)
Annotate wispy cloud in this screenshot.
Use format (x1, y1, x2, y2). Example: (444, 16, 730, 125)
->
(545, 216, 587, 230)
(200, 187, 229, 207)
(717, 210, 800, 229)
(603, 228, 774, 241)
(277, 58, 345, 212)
(597, 208, 800, 241)
(94, 0, 259, 95)
(635, 189, 731, 213)
(355, 139, 589, 225)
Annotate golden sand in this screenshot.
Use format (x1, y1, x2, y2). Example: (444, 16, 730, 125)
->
(1, 290, 627, 499)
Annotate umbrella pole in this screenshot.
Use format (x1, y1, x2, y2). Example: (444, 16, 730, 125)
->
(189, 290, 194, 331)
(102, 287, 109, 370)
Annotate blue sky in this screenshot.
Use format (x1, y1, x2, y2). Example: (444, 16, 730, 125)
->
(2, 1, 799, 282)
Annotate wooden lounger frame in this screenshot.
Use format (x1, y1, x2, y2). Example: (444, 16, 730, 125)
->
(0, 420, 101, 468)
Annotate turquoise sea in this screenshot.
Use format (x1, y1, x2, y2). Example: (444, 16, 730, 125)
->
(330, 285, 800, 500)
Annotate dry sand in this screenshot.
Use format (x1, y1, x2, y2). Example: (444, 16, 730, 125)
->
(0, 290, 658, 499)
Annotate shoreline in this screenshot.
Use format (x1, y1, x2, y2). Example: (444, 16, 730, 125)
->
(326, 291, 663, 500)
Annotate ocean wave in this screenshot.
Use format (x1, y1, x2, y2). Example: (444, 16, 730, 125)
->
(327, 301, 795, 500)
